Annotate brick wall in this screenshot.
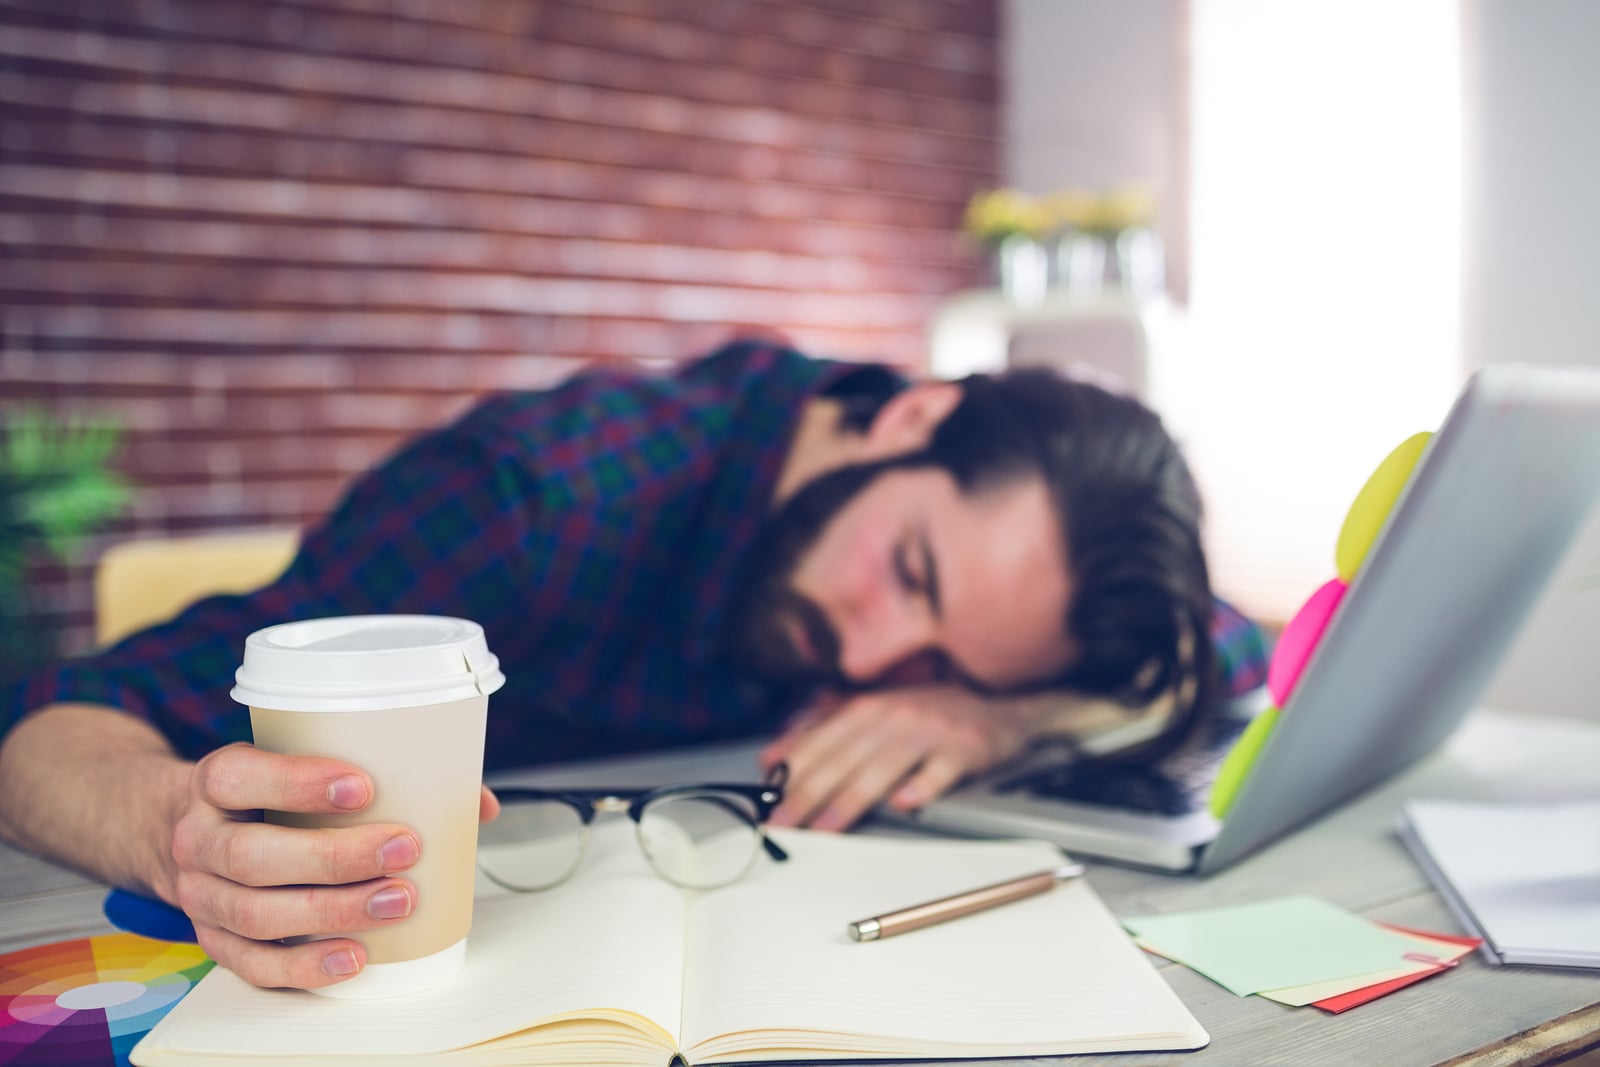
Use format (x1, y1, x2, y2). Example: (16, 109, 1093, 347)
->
(0, 0, 999, 657)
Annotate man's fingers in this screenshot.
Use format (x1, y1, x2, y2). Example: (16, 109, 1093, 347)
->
(177, 869, 417, 943)
(889, 750, 969, 812)
(771, 707, 932, 830)
(769, 687, 1010, 831)
(193, 743, 374, 815)
(479, 784, 500, 823)
(192, 923, 369, 992)
(808, 742, 935, 831)
(759, 700, 841, 769)
(793, 715, 936, 831)
(172, 815, 419, 887)
(767, 710, 875, 826)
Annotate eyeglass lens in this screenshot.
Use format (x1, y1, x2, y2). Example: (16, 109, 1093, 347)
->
(637, 791, 764, 889)
(477, 799, 588, 891)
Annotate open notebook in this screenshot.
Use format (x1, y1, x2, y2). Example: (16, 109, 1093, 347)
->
(131, 827, 1205, 1066)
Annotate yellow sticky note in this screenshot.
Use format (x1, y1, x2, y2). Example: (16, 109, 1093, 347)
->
(1335, 432, 1432, 581)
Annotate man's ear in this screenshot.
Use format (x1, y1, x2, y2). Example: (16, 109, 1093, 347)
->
(864, 382, 963, 457)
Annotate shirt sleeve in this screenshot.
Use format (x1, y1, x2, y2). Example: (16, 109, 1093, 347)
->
(1212, 597, 1269, 699)
(0, 415, 539, 761)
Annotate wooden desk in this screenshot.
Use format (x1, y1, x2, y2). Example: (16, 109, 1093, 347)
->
(5, 707, 1599, 1066)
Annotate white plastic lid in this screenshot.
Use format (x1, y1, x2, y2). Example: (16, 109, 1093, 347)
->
(231, 615, 506, 713)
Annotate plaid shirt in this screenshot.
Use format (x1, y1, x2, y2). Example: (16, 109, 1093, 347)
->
(4, 343, 1267, 768)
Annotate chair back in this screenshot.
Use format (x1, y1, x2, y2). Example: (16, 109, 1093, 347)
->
(95, 529, 299, 647)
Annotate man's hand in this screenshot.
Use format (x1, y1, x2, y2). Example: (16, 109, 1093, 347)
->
(758, 685, 1046, 832)
(169, 744, 500, 991)
(0, 703, 498, 992)
(169, 743, 417, 989)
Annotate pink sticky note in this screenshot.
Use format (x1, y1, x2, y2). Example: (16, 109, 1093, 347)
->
(1267, 578, 1348, 706)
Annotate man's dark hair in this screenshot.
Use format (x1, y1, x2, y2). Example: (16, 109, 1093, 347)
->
(833, 365, 1218, 765)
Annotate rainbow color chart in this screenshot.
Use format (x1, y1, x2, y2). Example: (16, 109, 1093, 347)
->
(0, 934, 212, 1066)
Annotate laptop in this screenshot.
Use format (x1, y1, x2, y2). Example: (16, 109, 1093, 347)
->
(884, 361, 1600, 874)
(494, 363, 1600, 876)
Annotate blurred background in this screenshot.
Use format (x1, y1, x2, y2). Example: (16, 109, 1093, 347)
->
(1, 1, 1596, 721)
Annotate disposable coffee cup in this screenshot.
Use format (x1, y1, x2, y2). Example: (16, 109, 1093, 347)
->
(230, 615, 505, 999)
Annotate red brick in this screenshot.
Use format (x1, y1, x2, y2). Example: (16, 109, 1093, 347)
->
(0, 0, 998, 657)
(1, 166, 980, 268)
(0, 24, 995, 171)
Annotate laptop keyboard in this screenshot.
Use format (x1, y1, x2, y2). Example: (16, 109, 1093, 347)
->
(991, 712, 1252, 817)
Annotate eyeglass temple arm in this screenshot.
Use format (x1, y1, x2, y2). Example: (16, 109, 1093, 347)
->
(686, 762, 791, 863)
(759, 761, 790, 862)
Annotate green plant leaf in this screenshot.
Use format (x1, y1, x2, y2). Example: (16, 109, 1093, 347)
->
(5, 410, 121, 475)
(18, 470, 132, 560)
(0, 406, 133, 581)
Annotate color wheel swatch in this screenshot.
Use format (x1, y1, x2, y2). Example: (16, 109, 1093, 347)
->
(0, 934, 212, 1066)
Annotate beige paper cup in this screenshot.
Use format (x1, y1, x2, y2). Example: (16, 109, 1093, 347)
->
(231, 615, 505, 999)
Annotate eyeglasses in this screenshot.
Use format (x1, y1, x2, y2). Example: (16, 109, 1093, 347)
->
(477, 763, 790, 891)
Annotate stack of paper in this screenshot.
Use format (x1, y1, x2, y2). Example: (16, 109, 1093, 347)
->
(1400, 798, 1600, 968)
(1123, 895, 1480, 1013)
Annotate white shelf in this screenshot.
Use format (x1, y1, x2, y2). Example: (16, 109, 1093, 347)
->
(927, 288, 1174, 394)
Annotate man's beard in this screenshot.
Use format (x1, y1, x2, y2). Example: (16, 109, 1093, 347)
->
(723, 457, 910, 688)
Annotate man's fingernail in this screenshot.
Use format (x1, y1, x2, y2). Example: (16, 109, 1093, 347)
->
(322, 949, 360, 977)
(367, 886, 413, 920)
(378, 834, 419, 872)
(327, 775, 367, 810)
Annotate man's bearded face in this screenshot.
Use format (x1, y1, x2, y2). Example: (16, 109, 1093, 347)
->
(723, 460, 894, 688)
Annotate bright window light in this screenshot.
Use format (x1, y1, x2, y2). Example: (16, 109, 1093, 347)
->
(1169, 0, 1463, 622)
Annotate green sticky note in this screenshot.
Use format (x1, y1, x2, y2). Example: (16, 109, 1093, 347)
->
(1208, 706, 1278, 819)
(1123, 895, 1424, 997)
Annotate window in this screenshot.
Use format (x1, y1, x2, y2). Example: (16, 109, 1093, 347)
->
(1173, 0, 1463, 623)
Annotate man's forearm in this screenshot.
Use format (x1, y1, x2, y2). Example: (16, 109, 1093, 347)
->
(0, 703, 193, 903)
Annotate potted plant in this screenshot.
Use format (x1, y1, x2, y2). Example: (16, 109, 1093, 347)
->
(962, 188, 1051, 304)
(0, 409, 132, 690)
(1046, 186, 1162, 298)
(1043, 187, 1106, 296)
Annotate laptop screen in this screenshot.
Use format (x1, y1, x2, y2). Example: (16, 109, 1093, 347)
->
(1199, 363, 1600, 874)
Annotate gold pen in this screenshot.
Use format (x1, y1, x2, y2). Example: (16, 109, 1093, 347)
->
(847, 863, 1087, 942)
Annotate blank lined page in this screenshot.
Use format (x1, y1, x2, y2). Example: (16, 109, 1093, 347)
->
(138, 822, 686, 1059)
(680, 830, 1206, 1060)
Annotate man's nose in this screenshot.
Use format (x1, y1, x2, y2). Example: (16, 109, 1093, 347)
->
(837, 615, 933, 686)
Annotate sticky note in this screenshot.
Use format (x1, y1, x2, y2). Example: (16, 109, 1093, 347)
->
(1266, 578, 1347, 706)
(1256, 925, 1477, 1006)
(1307, 925, 1482, 1013)
(1335, 432, 1432, 581)
(1208, 706, 1278, 819)
(1122, 895, 1427, 997)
